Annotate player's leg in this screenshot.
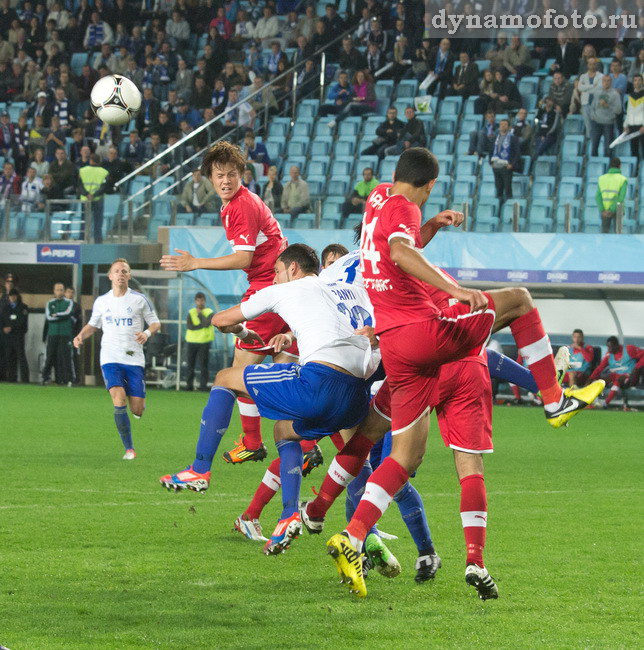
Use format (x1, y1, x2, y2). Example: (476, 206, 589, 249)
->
(185, 342, 197, 391)
(159, 366, 248, 491)
(488, 287, 604, 426)
(108, 383, 135, 459)
(41, 335, 56, 384)
(486, 348, 538, 393)
(198, 342, 210, 391)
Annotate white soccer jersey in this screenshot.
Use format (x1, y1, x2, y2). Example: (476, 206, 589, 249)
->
(319, 249, 363, 288)
(240, 275, 377, 378)
(88, 288, 160, 366)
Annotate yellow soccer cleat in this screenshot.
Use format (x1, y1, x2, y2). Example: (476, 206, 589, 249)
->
(326, 533, 367, 598)
(546, 380, 606, 429)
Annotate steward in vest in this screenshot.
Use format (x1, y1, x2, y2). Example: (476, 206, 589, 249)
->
(78, 154, 110, 243)
(185, 292, 215, 391)
(595, 158, 628, 234)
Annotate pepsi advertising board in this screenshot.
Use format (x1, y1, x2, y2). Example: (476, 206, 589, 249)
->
(37, 244, 80, 264)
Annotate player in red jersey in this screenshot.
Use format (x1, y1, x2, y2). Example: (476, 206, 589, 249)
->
(325, 147, 605, 597)
(160, 141, 316, 467)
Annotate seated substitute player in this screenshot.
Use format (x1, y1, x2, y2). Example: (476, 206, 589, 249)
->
(73, 259, 160, 459)
(565, 329, 595, 388)
(323, 148, 605, 597)
(159, 244, 378, 554)
(589, 336, 643, 410)
(160, 141, 309, 465)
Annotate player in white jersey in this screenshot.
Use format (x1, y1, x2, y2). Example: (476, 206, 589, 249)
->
(73, 259, 160, 459)
(159, 243, 378, 553)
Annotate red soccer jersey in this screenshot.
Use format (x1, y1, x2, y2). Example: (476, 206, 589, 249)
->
(360, 182, 439, 334)
(220, 185, 287, 288)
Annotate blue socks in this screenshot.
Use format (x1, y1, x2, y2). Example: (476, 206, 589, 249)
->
(346, 461, 378, 537)
(276, 440, 303, 519)
(114, 406, 133, 451)
(394, 481, 435, 556)
(486, 348, 538, 393)
(192, 387, 236, 473)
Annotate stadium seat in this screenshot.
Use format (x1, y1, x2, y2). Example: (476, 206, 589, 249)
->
(435, 116, 458, 135)
(473, 215, 498, 232)
(287, 140, 308, 157)
(558, 178, 583, 200)
(362, 117, 382, 139)
(562, 136, 584, 157)
(330, 159, 353, 178)
(512, 177, 529, 197)
(452, 175, 476, 200)
(586, 158, 609, 180)
(338, 119, 361, 137)
(320, 217, 339, 230)
(455, 157, 477, 178)
(435, 155, 453, 175)
(532, 156, 557, 178)
(396, 79, 418, 99)
(439, 96, 462, 118)
(531, 177, 555, 199)
(559, 158, 582, 178)
(374, 79, 394, 100)
(265, 138, 284, 160)
(292, 120, 312, 138)
(475, 199, 499, 219)
(314, 118, 336, 136)
(306, 177, 324, 197)
(619, 157, 638, 177)
(293, 212, 316, 228)
(328, 177, 349, 197)
(583, 206, 602, 233)
(334, 140, 355, 157)
(563, 115, 585, 135)
(431, 135, 454, 155)
(344, 214, 362, 230)
(310, 138, 332, 157)
(307, 160, 329, 177)
(518, 76, 539, 97)
(478, 182, 498, 199)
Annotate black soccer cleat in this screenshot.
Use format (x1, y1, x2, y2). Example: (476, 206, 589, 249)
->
(415, 553, 442, 583)
(302, 444, 324, 477)
(465, 563, 499, 600)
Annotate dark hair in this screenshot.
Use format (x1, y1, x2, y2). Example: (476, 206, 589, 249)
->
(353, 221, 362, 245)
(572, 329, 584, 336)
(321, 243, 349, 266)
(195, 291, 205, 300)
(607, 336, 619, 345)
(610, 157, 621, 168)
(393, 147, 439, 187)
(278, 243, 320, 275)
(201, 140, 246, 177)
(8, 288, 20, 299)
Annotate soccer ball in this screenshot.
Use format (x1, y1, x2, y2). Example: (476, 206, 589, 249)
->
(90, 74, 142, 126)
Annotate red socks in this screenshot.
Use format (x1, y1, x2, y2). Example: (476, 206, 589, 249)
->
(605, 383, 619, 405)
(460, 474, 487, 567)
(237, 397, 262, 448)
(244, 458, 281, 520)
(306, 433, 374, 519)
(511, 384, 521, 401)
(300, 439, 317, 454)
(346, 457, 408, 544)
(510, 308, 562, 410)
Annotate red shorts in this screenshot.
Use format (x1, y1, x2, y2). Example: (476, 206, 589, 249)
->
(378, 295, 495, 434)
(236, 287, 299, 357)
(372, 358, 493, 454)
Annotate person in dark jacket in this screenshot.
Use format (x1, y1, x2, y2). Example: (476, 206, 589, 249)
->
(0, 288, 29, 382)
(383, 105, 426, 156)
(549, 32, 580, 78)
(361, 106, 405, 158)
(425, 38, 455, 97)
(65, 286, 82, 384)
(489, 118, 520, 202)
(41, 281, 74, 385)
(447, 51, 480, 98)
(534, 96, 561, 158)
(490, 69, 522, 113)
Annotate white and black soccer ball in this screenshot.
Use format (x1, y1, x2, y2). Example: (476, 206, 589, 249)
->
(90, 74, 142, 126)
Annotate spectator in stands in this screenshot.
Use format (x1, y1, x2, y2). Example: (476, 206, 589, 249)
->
(242, 168, 259, 194)
(53, 87, 76, 132)
(145, 132, 165, 163)
(174, 59, 193, 101)
(533, 96, 561, 158)
(292, 35, 314, 67)
(590, 75, 622, 158)
(247, 73, 279, 118)
(549, 31, 580, 78)
(0, 161, 20, 205)
(319, 70, 354, 117)
(75, 145, 92, 170)
(103, 146, 130, 193)
(190, 77, 212, 110)
(323, 3, 346, 34)
(548, 71, 573, 116)
(596, 157, 628, 233)
(20, 166, 43, 211)
(339, 36, 367, 76)
(69, 128, 89, 165)
(262, 165, 282, 213)
(475, 68, 495, 114)
(30, 147, 48, 177)
(84, 11, 113, 51)
(361, 106, 404, 159)
(49, 148, 76, 194)
(78, 153, 109, 243)
(40, 173, 62, 206)
(341, 167, 379, 221)
(166, 10, 190, 50)
(367, 18, 389, 57)
(254, 6, 280, 45)
(469, 110, 498, 157)
(266, 42, 287, 80)
(565, 329, 595, 388)
(311, 19, 334, 59)
(490, 119, 519, 203)
(184, 292, 214, 392)
(281, 165, 310, 221)
(485, 33, 508, 72)
(490, 69, 522, 113)
(392, 36, 413, 81)
(176, 99, 203, 129)
(28, 89, 52, 126)
(627, 49, 644, 88)
(154, 110, 175, 144)
(294, 5, 316, 42)
(178, 169, 217, 217)
(123, 130, 144, 168)
(503, 35, 533, 80)
(222, 88, 255, 132)
(0, 288, 29, 383)
(0, 110, 15, 159)
(296, 58, 318, 101)
(243, 131, 271, 176)
(623, 74, 644, 159)
(384, 105, 426, 156)
(447, 51, 479, 98)
(366, 42, 385, 76)
(511, 107, 533, 156)
(576, 56, 603, 136)
(590, 336, 643, 409)
(609, 59, 628, 99)
(425, 38, 454, 98)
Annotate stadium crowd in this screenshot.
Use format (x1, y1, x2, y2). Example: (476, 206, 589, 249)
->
(0, 0, 638, 237)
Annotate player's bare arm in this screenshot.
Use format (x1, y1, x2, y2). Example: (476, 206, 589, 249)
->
(419, 210, 464, 247)
(212, 305, 264, 346)
(73, 324, 99, 348)
(389, 237, 488, 312)
(134, 321, 161, 344)
(160, 248, 253, 272)
(268, 332, 294, 354)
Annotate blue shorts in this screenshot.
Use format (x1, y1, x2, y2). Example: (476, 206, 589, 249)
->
(101, 363, 146, 398)
(370, 432, 392, 469)
(243, 362, 370, 440)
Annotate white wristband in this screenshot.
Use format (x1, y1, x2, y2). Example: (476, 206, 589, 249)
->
(235, 326, 249, 339)
(144, 329, 152, 340)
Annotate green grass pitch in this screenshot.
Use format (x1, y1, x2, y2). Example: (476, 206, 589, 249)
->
(0, 384, 641, 649)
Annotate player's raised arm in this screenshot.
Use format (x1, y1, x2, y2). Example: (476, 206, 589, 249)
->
(212, 304, 265, 347)
(419, 210, 464, 247)
(160, 248, 254, 272)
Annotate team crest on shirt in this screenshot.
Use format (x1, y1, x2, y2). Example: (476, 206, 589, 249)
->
(126, 306, 132, 314)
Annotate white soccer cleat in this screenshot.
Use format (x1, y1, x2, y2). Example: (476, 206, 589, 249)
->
(376, 529, 399, 541)
(233, 515, 268, 542)
(554, 345, 571, 383)
(299, 500, 324, 535)
(465, 564, 499, 600)
(123, 449, 137, 460)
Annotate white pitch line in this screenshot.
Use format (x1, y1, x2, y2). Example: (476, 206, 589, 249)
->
(0, 498, 249, 511)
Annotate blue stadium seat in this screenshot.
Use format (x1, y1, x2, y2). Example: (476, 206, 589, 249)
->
(287, 140, 308, 157)
(431, 135, 454, 155)
(269, 118, 290, 138)
(460, 116, 481, 135)
(586, 158, 609, 180)
(478, 182, 498, 199)
(562, 136, 584, 157)
(328, 177, 349, 197)
(296, 99, 319, 119)
(331, 158, 353, 178)
(338, 119, 361, 137)
(452, 175, 476, 199)
(435, 155, 453, 175)
(293, 212, 316, 228)
(292, 120, 312, 138)
(306, 177, 324, 196)
(532, 156, 557, 177)
(314, 117, 336, 136)
(455, 157, 477, 178)
(559, 157, 582, 178)
(310, 138, 332, 157)
(558, 178, 583, 200)
(363, 117, 383, 139)
(463, 97, 477, 115)
(380, 158, 397, 180)
(265, 138, 284, 160)
(583, 206, 602, 233)
(396, 79, 418, 99)
(334, 140, 355, 157)
(435, 116, 458, 135)
(475, 199, 499, 219)
(512, 177, 529, 197)
(473, 216, 498, 232)
(432, 178, 451, 197)
(563, 115, 585, 135)
(422, 199, 447, 219)
(439, 96, 462, 118)
(345, 214, 362, 230)
(307, 160, 328, 177)
(320, 217, 339, 230)
(518, 76, 539, 97)
(531, 177, 555, 199)
(322, 197, 345, 216)
(619, 157, 638, 177)
(375, 79, 394, 100)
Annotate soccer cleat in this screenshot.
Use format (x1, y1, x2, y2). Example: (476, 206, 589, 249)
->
(364, 533, 401, 578)
(375, 529, 399, 541)
(233, 515, 268, 542)
(159, 466, 211, 492)
(302, 444, 324, 477)
(299, 500, 324, 535)
(123, 449, 136, 460)
(554, 345, 571, 385)
(223, 439, 268, 464)
(465, 564, 499, 600)
(415, 553, 442, 583)
(326, 533, 367, 598)
(263, 513, 302, 555)
(546, 379, 605, 429)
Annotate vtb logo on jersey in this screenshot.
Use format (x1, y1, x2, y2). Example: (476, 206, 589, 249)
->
(114, 317, 134, 326)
